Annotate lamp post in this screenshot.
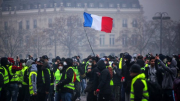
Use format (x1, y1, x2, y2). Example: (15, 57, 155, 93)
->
(152, 12, 170, 54)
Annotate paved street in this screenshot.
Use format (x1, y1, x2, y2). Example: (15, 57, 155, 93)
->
(79, 95, 86, 101)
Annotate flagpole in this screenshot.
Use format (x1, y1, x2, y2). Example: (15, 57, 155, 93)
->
(84, 28, 95, 57)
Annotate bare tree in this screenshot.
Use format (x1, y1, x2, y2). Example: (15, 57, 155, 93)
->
(116, 17, 158, 55)
(45, 15, 97, 58)
(29, 29, 51, 57)
(161, 21, 180, 55)
(0, 27, 29, 57)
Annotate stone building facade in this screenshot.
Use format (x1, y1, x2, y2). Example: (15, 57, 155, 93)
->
(0, 0, 143, 59)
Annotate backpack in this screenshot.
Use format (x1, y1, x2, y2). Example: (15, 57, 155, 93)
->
(146, 80, 162, 101)
(107, 67, 113, 79)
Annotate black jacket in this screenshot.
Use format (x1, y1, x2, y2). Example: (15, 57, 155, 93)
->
(121, 61, 135, 89)
(113, 67, 121, 86)
(37, 64, 50, 93)
(133, 79, 145, 101)
(144, 60, 163, 86)
(86, 64, 97, 82)
(97, 60, 111, 94)
(58, 66, 74, 94)
(0, 73, 3, 88)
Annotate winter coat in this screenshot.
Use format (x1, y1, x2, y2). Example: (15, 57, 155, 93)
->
(97, 60, 111, 94)
(144, 60, 163, 87)
(37, 64, 50, 93)
(159, 59, 177, 89)
(29, 64, 37, 94)
(112, 67, 121, 86)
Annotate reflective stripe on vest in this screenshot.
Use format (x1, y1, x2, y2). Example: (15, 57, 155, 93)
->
(64, 67, 75, 90)
(0, 72, 3, 91)
(0, 66, 9, 84)
(119, 58, 122, 69)
(8, 65, 19, 82)
(85, 61, 89, 73)
(29, 71, 37, 95)
(73, 66, 80, 82)
(20, 66, 29, 84)
(42, 68, 50, 84)
(145, 64, 149, 68)
(130, 73, 149, 101)
(141, 67, 145, 71)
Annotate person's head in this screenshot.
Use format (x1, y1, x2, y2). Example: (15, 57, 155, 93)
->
(167, 56, 172, 66)
(124, 54, 132, 63)
(58, 62, 64, 70)
(55, 56, 61, 63)
(145, 58, 150, 64)
(36, 57, 43, 65)
(150, 57, 155, 67)
(130, 64, 141, 77)
(20, 59, 26, 66)
(42, 55, 49, 62)
(1, 57, 8, 66)
(64, 58, 73, 67)
(137, 55, 143, 60)
(112, 62, 118, 68)
(104, 58, 109, 66)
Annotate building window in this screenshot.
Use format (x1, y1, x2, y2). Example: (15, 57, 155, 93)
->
(67, 3, 71, 7)
(122, 35, 127, 46)
(20, 39, 23, 47)
(132, 19, 137, 27)
(100, 35, 105, 46)
(4, 21, 8, 30)
(48, 18, 52, 27)
(122, 19, 128, 27)
(19, 21, 22, 30)
(33, 19, 37, 28)
(122, 4, 127, 8)
(109, 4, 113, 8)
(100, 53, 105, 58)
(77, 3, 81, 7)
(109, 35, 115, 46)
(26, 20, 30, 29)
(132, 4, 137, 8)
(89, 3, 94, 7)
(26, 36, 29, 45)
(99, 3, 103, 8)
(132, 34, 137, 45)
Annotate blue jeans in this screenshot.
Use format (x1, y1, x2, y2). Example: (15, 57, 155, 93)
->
(81, 79, 86, 93)
(61, 92, 72, 101)
(48, 85, 54, 101)
(8, 83, 19, 101)
(55, 92, 61, 101)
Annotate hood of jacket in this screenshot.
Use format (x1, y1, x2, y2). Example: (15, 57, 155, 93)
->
(136, 59, 145, 67)
(170, 59, 177, 68)
(30, 64, 37, 72)
(97, 60, 106, 71)
(26, 60, 34, 67)
(1, 57, 8, 67)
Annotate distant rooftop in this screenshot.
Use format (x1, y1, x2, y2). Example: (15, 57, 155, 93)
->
(1, 0, 140, 11)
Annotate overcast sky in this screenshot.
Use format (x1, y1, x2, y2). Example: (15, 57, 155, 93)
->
(139, 0, 180, 21)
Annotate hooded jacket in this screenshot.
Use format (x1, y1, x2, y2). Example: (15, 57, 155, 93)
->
(97, 60, 111, 94)
(37, 62, 50, 93)
(57, 58, 74, 94)
(29, 64, 37, 94)
(159, 59, 177, 89)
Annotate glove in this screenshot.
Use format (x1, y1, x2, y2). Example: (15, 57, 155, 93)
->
(96, 89, 100, 93)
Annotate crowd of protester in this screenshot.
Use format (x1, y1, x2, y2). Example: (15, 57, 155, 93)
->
(0, 52, 180, 101)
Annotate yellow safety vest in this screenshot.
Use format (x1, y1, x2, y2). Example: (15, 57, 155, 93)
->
(42, 68, 51, 84)
(29, 71, 37, 95)
(0, 66, 9, 84)
(0, 72, 3, 91)
(64, 67, 75, 90)
(8, 65, 19, 82)
(130, 73, 149, 101)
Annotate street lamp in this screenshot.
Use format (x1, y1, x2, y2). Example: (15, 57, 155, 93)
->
(152, 12, 170, 54)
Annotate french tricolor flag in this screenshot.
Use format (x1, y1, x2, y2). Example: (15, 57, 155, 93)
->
(83, 12, 113, 33)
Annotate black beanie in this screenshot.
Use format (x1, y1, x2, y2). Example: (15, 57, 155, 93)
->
(65, 58, 73, 67)
(130, 64, 141, 73)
